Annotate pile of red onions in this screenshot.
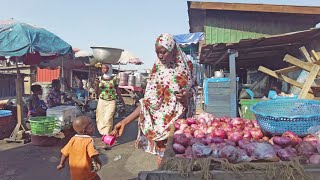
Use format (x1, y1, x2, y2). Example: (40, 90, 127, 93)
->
(172, 113, 320, 164)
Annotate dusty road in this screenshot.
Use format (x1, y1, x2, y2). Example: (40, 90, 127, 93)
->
(0, 114, 157, 180)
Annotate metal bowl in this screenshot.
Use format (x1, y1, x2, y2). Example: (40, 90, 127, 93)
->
(90, 46, 123, 64)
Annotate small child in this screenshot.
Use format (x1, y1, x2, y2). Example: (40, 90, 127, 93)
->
(57, 116, 101, 180)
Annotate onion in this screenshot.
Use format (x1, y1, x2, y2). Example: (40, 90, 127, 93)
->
(308, 154, 320, 164)
(189, 138, 202, 146)
(220, 122, 227, 128)
(194, 130, 205, 139)
(272, 144, 282, 154)
(179, 124, 188, 131)
(211, 137, 225, 144)
(206, 127, 214, 134)
(174, 123, 180, 130)
(277, 147, 298, 161)
(251, 120, 259, 128)
(220, 116, 231, 123)
(303, 135, 318, 147)
(212, 121, 221, 128)
(174, 130, 183, 135)
(186, 118, 196, 126)
(207, 120, 213, 126)
(184, 146, 194, 158)
(190, 124, 199, 130)
(175, 154, 185, 158)
(174, 134, 190, 147)
(243, 131, 252, 139)
(184, 132, 193, 139)
(231, 117, 245, 129)
(184, 127, 192, 134)
(260, 136, 270, 143)
(272, 136, 292, 148)
(224, 139, 236, 146)
(282, 131, 301, 146)
(173, 143, 186, 154)
(177, 119, 187, 125)
(249, 128, 263, 140)
(197, 118, 206, 125)
(295, 141, 317, 158)
(238, 139, 251, 149)
(212, 129, 227, 139)
(204, 136, 216, 145)
(228, 131, 244, 143)
(244, 121, 254, 128)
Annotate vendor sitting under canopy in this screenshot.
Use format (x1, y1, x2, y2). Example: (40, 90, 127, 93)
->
(27, 84, 60, 146)
(46, 79, 67, 108)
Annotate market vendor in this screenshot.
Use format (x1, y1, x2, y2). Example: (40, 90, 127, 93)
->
(28, 84, 60, 146)
(95, 64, 125, 137)
(28, 84, 47, 118)
(46, 79, 67, 108)
(111, 33, 197, 165)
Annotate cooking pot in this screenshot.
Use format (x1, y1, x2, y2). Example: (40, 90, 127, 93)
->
(214, 70, 224, 78)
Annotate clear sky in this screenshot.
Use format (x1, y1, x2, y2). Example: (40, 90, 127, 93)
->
(1, 0, 320, 70)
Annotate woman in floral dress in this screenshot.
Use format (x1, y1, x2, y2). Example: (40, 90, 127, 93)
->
(111, 33, 197, 165)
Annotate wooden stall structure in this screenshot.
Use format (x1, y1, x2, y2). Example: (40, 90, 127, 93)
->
(259, 46, 320, 100)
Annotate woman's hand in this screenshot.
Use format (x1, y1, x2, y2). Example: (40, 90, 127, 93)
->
(110, 121, 126, 137)
(176, 90, 191, 106)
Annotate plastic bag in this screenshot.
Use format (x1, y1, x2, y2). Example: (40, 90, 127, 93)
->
(192, 143, 212, 157)
(308, 126, 320, 138)
(243, 142, 279, 162)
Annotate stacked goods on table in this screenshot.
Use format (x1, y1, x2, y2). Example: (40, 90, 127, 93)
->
(46, 105, 79, 129)
(172, 115, 320, 164)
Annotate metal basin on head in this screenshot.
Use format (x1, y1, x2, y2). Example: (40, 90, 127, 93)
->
(90, 46, 123, 64)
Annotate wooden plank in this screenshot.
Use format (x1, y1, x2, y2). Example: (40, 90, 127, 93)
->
(299, 65, 320, 99)
(259, 66, 314, 95)
(311, 50, 320, 61)
(299, 46, 313, 63)
(311, 50, 320, 65)
(283, 54, 313, 70)
(190, 1, 320, 15)
(274, 66, 301, 74)
(259, 66, 304, 88)
(283, 54, 320, 77)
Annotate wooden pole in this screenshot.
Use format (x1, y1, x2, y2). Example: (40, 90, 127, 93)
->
(228, 49, 238, 118)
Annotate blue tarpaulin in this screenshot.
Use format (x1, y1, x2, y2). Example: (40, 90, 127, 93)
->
(174, 32, 204, 45)
(0, 19, 73, 62)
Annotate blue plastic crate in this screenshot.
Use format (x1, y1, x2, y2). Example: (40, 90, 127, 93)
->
(250, 99, 320, 136)
(203, 77, 239, 105)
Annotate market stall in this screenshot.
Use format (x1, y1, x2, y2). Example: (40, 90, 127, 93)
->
(0, 19, 74, 142)
(139, 99, 320, 179)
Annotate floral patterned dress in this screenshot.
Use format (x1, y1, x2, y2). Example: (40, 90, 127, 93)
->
(135, 34, 197, 159)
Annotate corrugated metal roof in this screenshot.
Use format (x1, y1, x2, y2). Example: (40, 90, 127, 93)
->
(36, 68, 60, 82)
(189, 1, 320, 15)
(200, 28, 320, 68)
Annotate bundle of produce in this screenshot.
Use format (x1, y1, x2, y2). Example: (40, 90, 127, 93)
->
(172, 113, 320, 163)
(161, 113, 320, 179)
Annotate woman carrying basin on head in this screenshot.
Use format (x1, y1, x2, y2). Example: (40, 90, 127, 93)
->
(94, 64, 125, 137)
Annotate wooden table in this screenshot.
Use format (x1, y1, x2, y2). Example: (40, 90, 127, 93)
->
(118, 85, 144, 105)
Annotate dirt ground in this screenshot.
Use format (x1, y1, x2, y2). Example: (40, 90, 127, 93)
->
(0, 111, 158, 180)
